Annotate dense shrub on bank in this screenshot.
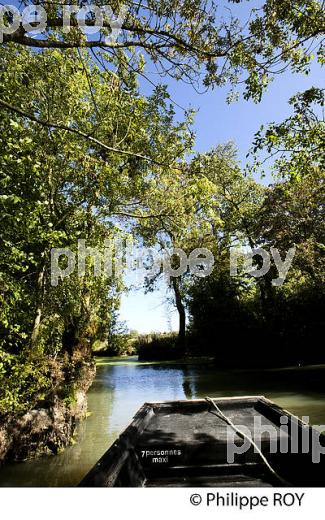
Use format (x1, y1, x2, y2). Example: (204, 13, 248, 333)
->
(0, 352, 95, 462)
(92, 334, 137, 357)
(135, 333, 183, 361)
(0, 351, 94, 417)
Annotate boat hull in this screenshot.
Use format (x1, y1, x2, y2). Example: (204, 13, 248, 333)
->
(79, 396, 325, 487)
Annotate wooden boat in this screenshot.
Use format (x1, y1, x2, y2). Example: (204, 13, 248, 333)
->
(79, 396, 325, 487)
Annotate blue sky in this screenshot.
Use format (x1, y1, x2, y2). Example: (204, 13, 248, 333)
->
(119, 59, 324, 333)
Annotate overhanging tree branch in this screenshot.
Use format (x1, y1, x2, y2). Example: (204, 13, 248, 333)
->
(0, 97, 176, 168)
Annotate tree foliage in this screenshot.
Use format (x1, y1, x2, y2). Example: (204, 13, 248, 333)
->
(0, 0, 324, 415)
(0, 44, 193, 413)
(1, 0, 324, 101)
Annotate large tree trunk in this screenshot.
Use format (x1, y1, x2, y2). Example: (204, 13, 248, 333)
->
(245, 233, 275, 318)
(62, 290, 94, 361)
(171, 277, 186, 348)
(31, 263, 46, 348)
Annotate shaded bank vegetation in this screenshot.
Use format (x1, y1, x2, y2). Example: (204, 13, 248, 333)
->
(136, 333, 180, 361)
(187, 144, 325, 367)
(0, 0, 324, 461)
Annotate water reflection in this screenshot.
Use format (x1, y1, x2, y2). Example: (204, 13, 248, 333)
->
(0, 358, 324, 486)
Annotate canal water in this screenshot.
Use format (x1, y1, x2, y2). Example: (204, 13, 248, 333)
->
(0, 357, 324, 486)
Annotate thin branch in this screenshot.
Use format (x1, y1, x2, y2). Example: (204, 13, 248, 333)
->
(111, 211, 168, 219)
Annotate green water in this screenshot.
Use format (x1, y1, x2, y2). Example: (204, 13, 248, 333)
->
(0, 357, 325, 487)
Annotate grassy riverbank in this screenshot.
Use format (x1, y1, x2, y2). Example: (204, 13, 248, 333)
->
(95, 355, 215, 367)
